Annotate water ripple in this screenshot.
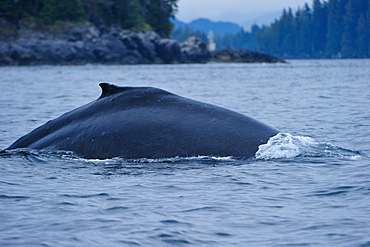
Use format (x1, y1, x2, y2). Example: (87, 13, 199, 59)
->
(307, 186, 361, 197)
(60, 193, 110, 198)
(105, 206, 129, 211)
(0, 194, 30, 200)
(182, 206, 224, 213)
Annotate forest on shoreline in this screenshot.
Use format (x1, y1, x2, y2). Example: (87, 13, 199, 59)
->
(1, 0, 369, 59)
(0, 0, 177, 37)
(172, 0, 370, 59)
(1, 0, 285, 66)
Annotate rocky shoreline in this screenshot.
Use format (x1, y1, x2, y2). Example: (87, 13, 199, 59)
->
(211, 46, 285, 63)
(0, 22, 284, 66)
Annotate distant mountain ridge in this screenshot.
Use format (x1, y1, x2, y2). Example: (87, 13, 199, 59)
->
(172, 18, 242, 36)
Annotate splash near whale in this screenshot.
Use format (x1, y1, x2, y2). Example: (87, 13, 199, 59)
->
(6, 83, 279, 159)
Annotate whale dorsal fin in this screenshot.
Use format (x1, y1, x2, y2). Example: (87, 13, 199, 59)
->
(99, 83, 132, 99)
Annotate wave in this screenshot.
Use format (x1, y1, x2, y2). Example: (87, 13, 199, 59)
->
(88, 155, 236, 166)
(0, 148, 236, 165)
(1, 133, 361, 163)
(255, 133, 361, 160)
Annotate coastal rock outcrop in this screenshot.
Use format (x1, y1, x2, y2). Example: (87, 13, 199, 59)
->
(180, 36, 210, 63)
(0, 22, 283, 66)
(0, 23, 210, 66)
(210, 46, 285, 63)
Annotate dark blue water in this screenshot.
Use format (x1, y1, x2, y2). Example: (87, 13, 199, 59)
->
(1, 60, 369, 246)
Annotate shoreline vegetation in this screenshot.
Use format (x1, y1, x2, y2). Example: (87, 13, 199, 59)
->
(3, 0, 367, 64)
(0, 0, 283, 66)
(0, 0, 368, 64)
(0, 21, 284, 66)
(172, 0, 370, 59)
(250, 0, 370, 59)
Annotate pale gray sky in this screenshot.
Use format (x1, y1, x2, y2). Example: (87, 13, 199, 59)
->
(176, 0, 310, 28)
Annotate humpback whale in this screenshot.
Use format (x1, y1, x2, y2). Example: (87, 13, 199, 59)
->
(6, 83, 279, 159)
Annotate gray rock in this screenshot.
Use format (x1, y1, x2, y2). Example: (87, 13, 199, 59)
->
(0, 22, 282, 66)
(180, 36, 210, 63)
(0, 41, 12, 65)
(131, 32, 156, 62)
(67, 24, 100, 42)
(9, 43, 37, 65)
(155, 38, 182, 64)
(120, 34, 138, 50)
(211, 46, 285, 63)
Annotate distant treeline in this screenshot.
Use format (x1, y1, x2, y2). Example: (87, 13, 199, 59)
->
(0, 0, 178, 37)
(255, 0, 370, 58)
(172, 0, 370, 58)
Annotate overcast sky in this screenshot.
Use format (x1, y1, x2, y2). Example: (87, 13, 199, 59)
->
(176, 0, 310, 28)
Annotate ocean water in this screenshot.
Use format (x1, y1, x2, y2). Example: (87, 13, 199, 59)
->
(0, 60, 369, 246)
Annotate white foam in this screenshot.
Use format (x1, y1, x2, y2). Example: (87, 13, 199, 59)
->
(255, 133, 317, 159)
(84, 155, 235, 164)
(126, 155, 235, 163)
(255, 133, 361, 160)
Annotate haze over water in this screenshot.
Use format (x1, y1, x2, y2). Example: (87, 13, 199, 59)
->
(1, 59, 370, 246)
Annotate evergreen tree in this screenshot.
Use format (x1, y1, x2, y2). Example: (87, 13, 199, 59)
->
(357, 0, 370, 57)
(233, 29, 256, 50)
(257, 21, 280, 55)
(294, 4, 313, 57)
(144, 0, 178, 37)
(80, 0, 103, 26)
(1, 0, 179, 37)
(280, 8, 296, 56)
(0, 0, 39, 24)
(367, 0, 370, 56)
(251, 24, 263, 50)
(127, 0, 146, 30)
(356, 13, 368, 57)
(325, 0, 346, 57)
(55, 0, 85, 22)
(38, 0, 57, 25)
(341, 0, 358, 57)
(312, 0, 328, 56)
